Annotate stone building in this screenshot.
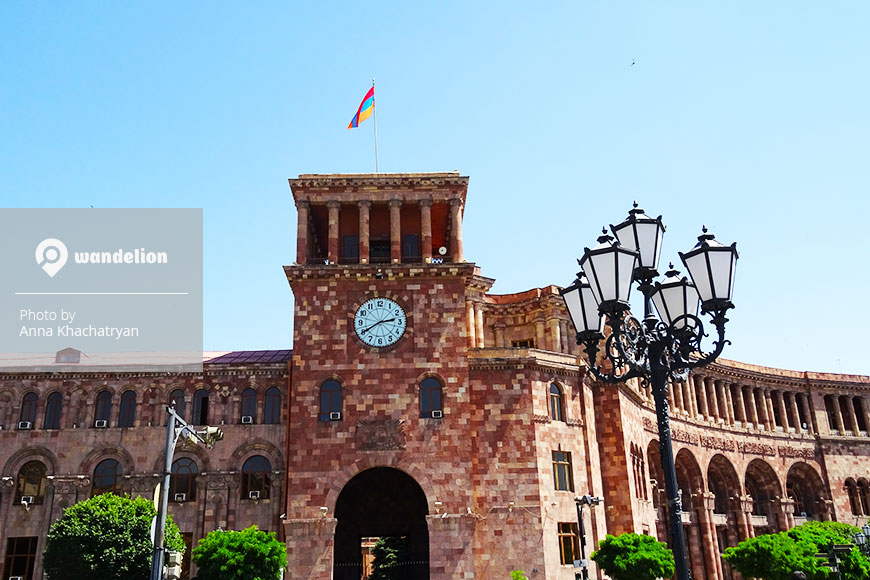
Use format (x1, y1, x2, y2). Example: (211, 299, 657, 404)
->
(0, 172, 868, 580)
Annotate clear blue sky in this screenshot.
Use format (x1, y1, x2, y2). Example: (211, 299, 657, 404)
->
(2, 2, 868, 375)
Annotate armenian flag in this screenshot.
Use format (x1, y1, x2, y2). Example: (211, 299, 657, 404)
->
(347, 86, 375, 129)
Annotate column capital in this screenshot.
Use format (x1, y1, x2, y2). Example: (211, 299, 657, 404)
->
(419, 198, 433, 208)
(357, 199, 372, 209)
(388, 198, 402, 208)
(326, 200, 341, 209)
(449, 197, 463, 207)
(295, 200, 310, 210)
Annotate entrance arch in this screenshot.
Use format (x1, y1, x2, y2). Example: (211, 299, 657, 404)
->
(333, 466, 429, 579)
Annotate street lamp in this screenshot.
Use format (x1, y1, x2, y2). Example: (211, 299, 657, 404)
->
(561, 204, 738, 580)
(150, 404, 224, 580)
(855, 523, 870, 555)
(574, 494, 602, 580)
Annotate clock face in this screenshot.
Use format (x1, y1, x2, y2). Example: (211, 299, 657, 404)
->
(354, 297, 407, 348)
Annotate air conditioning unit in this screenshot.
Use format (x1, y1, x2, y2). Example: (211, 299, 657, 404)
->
(431, 410, 444, 419)
(95, 419, 108, 428)
(329, 411, 342, 421)
(17, 421, 32, 430)
(21, 496, 34, 506)
(174, 493, 186, 502)
(248, 490, 260, 500)
(241, 415, 253, 424)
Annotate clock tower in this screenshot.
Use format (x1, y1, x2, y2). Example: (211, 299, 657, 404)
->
(283, 173, 490, 579)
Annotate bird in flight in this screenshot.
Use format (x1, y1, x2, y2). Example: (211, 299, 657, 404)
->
(631, 59, 636, 66)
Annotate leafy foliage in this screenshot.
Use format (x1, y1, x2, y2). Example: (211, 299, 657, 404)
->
(722, 521, 870, 580)
(370, 536, 408, 580)
(192, 525, 286, 580)
(590, 532, 675, 580)
(510, 571, 529, 580)
(42, 493, 184, 580)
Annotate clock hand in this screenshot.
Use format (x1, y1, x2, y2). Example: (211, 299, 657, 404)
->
(360, 318, 397, 335)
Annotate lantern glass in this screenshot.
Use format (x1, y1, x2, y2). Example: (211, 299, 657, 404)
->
(579, 232, 638, 313)
(560, 274, 603, 337)
(679, 229, 738, 311)
(856, 532, 867, 546)
(611, 204, 665, 274)
(651, 267, 700, 329)
(863, 523, 870, 538)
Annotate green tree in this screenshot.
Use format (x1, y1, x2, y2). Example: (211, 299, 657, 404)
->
(369, 536, 408, 580)
(42, 493, 184, 580)
(590, 532, 675, 580)
(192, 525, 286, 580)
(510, 571, 529, 580)
(722, 521, 870, 580)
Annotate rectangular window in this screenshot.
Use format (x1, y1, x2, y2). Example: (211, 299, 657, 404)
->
(3, 536, 38, 580)
(552, 451, 574, 492)
(557, 523, 579, 565)
(511, 339, 534, 348)
(401, 234, 419, 261)
(342, 235, 359, 262)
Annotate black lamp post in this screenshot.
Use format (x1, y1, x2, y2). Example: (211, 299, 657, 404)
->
(561, 204, 738, 580)
(574, 494, 602, 580)
(855, 523, 870, 555)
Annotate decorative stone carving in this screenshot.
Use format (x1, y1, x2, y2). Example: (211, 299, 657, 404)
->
(777, 445, 816, 459)
(737, 441, 776, 456)
(355, 419, 406, 451)
(131, 476, 158, 492)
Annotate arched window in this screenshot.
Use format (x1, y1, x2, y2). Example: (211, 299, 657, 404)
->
(786, 484, 805, 517)
(19, 393, 37, 424)
(549, 383, 565, 422)
(263, 387, 281, 424)
(92, 459, 122, 496)
(15, 461, 46, 505)
(169, 389, 186, 419)
(241, 388, 257, 423)
(858, 479, 870, 516)
(192, 389, 209, 425)
(43, 392, 62, 429)
(319, 380, 342, 421)
(170, 458, 198, 502)
(846, 479, 860, 515)
(118, 390, 136, 428)
(94, 390, 112, 426)
(420, 377, 443, 418)
(241, 455, 271, 500)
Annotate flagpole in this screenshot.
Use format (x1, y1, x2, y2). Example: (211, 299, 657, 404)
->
(372, 77, 379, 173)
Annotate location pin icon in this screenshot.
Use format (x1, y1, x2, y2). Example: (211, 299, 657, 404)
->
(35, 238, 69, 277)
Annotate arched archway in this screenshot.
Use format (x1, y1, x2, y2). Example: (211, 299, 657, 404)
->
(334, 467, 429, 580)
(745, 459, 782, 533)
(786, 463, 826, 520)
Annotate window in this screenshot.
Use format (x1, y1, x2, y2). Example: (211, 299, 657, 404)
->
(263, 387, 281, 424)
(92, 459, 122, 496)
(3, 537, 38, 580)
(118, 390, 136, 428)
(342, 235, 359, 262)
(319, 380, 342, 421)
(241, 455, 271, 500)
(94, 390, 112, 426)
(192, 389, 209, 425)
(43, 392, 62, 429)
(15, 461, 46, 505)
(512, 339, 534, 348)
(557, 523, 579, 565)
(170, 389, 186, 419)
(19, 393, 37, 424)
(549, 383, 565, 422)
(402, 234, 419, 261)
(420, 377, 443, 418)
(846, 479, 860, 515)
(552, 450, 574, 492)
(170, 458, 198, 502)
(859, 479, 870, 516)
(241, 388, 257, 423)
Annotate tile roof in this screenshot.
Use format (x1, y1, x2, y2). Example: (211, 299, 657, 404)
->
(203, 350, 292, 365)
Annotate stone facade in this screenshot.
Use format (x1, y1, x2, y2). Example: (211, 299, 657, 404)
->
(0, 172, 868, 580)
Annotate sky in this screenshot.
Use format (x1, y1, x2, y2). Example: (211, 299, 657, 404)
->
(2, 2, 868, 375)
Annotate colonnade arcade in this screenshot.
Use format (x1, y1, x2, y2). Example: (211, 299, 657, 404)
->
(645, 441, 830, 580)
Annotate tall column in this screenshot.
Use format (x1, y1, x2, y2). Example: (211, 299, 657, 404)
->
(765, 390, 776, 431)
(534, 317, 545, 350)
(327, 201, 340, 264)
(833, 395, 845, 435)
(695, 375, 709, 419)
(688, 375, 699, 418)
(786, 392, 801, 433)
(699, 492, 723, 580)
(674, 380, 685, 414)
(740, 497, 755, 539)
(493, 322, 505, 348)
(758, 389, 772, 431)
(466, 301, 476, 348)
(734, 384, 746, 424)
(707, 378, 720, 422)
(475, 304, 485, 348)
(547, 317, 561, 352)
(420, 199, 432, 263)
(799, 393, 814, 433)
(846, 396, 860, 435)
(389, 199, 402, 263)
(861, 396, 870, 435)
(449, 198, 464, 262)
(358, 200, 371, 264)
(747, 387, 759, 427)
(295, 200, 309, 264)
(774, 391, 788, 430)
(559, 319, 570, 353)
(715, 380, 728, 424)
(682, 381, 695, 418)
(723, 381, 735, 425)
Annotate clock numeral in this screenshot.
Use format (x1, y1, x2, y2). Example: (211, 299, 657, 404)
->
(387, 334, 394, 343)
(377, 300, 384, 307)
(357, 319, 363, 326)
(377, 338, 383, 345)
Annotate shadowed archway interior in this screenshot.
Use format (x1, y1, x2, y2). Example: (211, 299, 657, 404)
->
(333, 467, 429, 580)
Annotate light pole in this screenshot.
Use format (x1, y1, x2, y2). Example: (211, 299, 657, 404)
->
(150, 404, 223, 580)
(561, 204, 738, 580)
(855, 523, 870, 555)
(574, 494, 601, 580)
